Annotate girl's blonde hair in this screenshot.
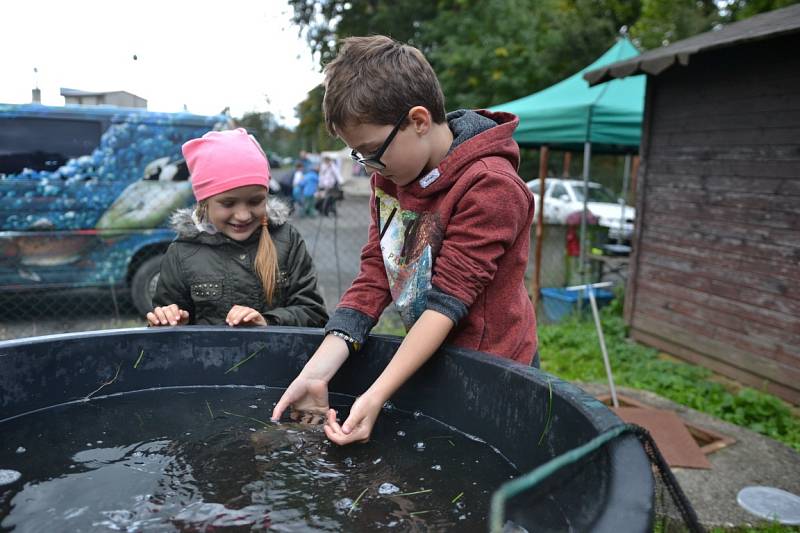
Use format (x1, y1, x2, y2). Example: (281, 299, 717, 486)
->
(254, 213, 278, 306)
(195, 200, 278, 305)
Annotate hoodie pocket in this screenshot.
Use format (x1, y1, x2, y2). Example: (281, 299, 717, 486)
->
(190, 280, 224, 302)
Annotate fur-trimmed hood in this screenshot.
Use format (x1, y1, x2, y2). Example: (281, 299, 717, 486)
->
(170, 197, 291, 239)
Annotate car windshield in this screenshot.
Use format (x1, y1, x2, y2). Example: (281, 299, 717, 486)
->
(572, 184, 618, 203)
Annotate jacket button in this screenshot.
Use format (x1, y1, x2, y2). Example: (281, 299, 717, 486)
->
(239, 254, 246, 260)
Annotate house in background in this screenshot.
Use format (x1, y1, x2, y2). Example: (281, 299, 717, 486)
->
(61, 88, 147, 108)
(584, 5, 800, 404)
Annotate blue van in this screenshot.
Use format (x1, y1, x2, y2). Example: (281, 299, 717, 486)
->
(0, 103, 230, 315)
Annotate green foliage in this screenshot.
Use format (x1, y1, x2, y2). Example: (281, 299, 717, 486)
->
(287, 0, 795, 146)
(724, 0, 800, 21)
(630, 0, 720, 49)
(235, 110, 302, 159)
(420, 0, 551, 109)
(294, 84, 344, 152)
(287, 0, 437, 65)
(539, 293, 800, 452)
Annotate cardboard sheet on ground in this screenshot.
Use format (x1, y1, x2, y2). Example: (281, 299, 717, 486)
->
(612, 407, 711, 469)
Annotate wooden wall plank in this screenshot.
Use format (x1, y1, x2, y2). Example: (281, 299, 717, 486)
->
(639, 236, 800, 282)
(643, 212, 800, 248)
(636, 256, 800, 318)
(644, 226, 800, 264)
(647, 174, 800, 192)
(633, 280, 800, 359)
(630, 314, 800, 391)
(645, 195, 799, 231)
(631, 327, 800, 405)
(646, 157, 799, 179)
(654, 111, 800, 133)
(633, 300, 800, 372)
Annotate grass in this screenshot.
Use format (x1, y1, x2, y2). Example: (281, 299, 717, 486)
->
(538, 293, 800, 452)
(224, 345, 266, 374)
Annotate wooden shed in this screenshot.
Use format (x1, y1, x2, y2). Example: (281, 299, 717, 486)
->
(584, 6, 800, 404)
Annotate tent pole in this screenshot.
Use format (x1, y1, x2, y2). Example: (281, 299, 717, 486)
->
(578, 142, 592, 305)
(562, 151, 572, 176)
(618, 154, 631, 244)
(532, 145, 549, 309)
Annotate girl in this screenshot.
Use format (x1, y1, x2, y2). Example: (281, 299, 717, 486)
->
(146, 128, 328, 328)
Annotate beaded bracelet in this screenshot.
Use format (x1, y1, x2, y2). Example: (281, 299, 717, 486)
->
(329, 330, 362, 355)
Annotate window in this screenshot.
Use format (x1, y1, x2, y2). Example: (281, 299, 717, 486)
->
(0, 117, 103, 176)
(549, 184, 568, 200)
(572, 184, 617, 203)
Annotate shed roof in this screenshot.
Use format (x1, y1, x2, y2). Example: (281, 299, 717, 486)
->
(584, 4, 800, 86)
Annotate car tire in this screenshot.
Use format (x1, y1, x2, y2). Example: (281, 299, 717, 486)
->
(131, 255, 163, 316)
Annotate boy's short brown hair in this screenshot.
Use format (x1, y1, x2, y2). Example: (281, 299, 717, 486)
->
(323, 35, 446, 136)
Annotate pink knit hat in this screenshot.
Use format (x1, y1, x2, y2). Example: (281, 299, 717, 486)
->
(182, 128, 271, 201)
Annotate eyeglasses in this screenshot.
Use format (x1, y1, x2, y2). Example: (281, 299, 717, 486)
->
(350, 111, 409, 171)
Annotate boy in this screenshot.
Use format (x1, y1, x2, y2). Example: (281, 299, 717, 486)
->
(272, 35, 537, 445)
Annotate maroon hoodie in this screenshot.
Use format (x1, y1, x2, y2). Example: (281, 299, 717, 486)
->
(326, 109, 537, 365)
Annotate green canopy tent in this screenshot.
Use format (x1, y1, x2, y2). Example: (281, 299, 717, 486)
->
(491, 37, 645, 289)
(491, 36, 644, 152)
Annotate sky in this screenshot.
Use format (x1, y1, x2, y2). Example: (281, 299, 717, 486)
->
(0, 0, 324, 126)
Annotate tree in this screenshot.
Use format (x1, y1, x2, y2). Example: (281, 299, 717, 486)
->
(630, 0, 720, 49)
(420, 0, 642, 109)
(294, 84, 344, 152)
(288, 0, 438, 65)
(235, 111, 302, 159)
(287, 0, 793, 144)
(289, 0, 642, 111)
(723, 0, 800, 20)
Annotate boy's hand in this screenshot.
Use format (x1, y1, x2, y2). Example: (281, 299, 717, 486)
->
(226, 305, 267, 327)
(147, 304, 190, 326)
(271, 376, 330, 422)
(323, 392, 383, 445)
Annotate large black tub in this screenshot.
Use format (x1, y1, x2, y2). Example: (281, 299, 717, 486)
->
(0, 327, 653, 531)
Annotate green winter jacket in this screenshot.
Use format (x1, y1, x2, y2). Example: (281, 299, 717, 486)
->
(153, 198, 328, 327)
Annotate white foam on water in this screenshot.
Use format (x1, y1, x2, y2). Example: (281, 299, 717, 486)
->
(0, 469, 22, 485)
(378, 483, 399, 495)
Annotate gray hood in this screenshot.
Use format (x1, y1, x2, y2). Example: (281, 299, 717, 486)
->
(447, 109, 498, 152)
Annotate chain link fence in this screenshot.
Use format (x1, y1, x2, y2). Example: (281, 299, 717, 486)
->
(0, 107, 628, 341)
(0, 180, 627, 340)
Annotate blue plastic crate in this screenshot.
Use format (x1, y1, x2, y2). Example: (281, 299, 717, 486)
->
(540, 287, 615, 323)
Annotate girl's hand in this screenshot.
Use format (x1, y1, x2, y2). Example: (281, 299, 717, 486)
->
(271, 376, 330, 423)
(226, 305, 267, 327)
(323, 392, 383, 445)
(146, 304, 190, 326)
